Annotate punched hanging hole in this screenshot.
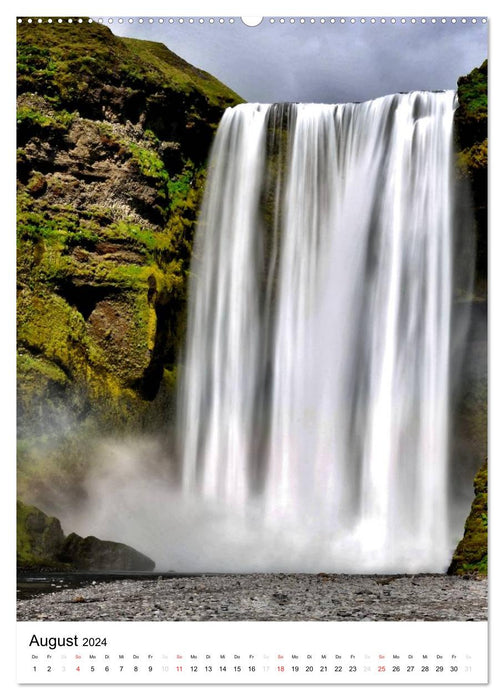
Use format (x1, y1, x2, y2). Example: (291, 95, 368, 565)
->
(241, 17, 263, 27)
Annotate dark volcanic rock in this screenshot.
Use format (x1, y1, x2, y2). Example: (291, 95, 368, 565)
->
(59, 533, 155, 571)
(17, 500, 155, 572)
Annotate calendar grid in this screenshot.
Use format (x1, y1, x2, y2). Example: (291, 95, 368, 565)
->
(17, 621, 488, 684)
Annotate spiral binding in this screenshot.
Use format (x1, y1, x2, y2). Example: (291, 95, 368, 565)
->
(17, 17, 488, 25)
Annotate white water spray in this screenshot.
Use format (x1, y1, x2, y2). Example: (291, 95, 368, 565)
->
(179, 92, 459, 573)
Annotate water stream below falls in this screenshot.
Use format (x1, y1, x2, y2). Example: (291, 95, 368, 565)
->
(177, 92, 471, 573)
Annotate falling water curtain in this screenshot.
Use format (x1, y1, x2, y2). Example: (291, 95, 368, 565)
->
(15, 13, 488, 687)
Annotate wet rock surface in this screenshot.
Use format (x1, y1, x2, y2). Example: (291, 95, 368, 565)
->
(17, 573, 487, 622)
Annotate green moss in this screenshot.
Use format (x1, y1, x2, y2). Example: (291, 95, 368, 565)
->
(17, 104, 75, 131)
(18, 353, 68, 385)
(16, 17, 236, 497)
(26, 171, 47, 196)
(448, 458, 488, 575)
(105, 220, 167, 252)
(17, 21, 242, 111)
(120, 36, 242, 108)
(167, 161, 197, 210)
(127, 142, 170, 190)
(65, 227, 100, 248)
(455, 60, 488, 297)
(165, 165, 206, 261)
(17, 194, 80, 247)
(457, 60, 488, 122)
(18, 289, 87, 368)
(457, 139, 488, 178)
(17, 500, 67, 569)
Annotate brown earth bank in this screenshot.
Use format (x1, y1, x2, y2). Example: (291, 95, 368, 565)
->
(17, 573, 487, 622)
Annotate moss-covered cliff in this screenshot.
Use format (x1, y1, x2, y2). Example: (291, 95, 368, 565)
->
(454, 59, 487, 299)
(448, 458, 487, 575)
(17, 20, 242, 502)
(17, 499, 66, 569)
(451, 61, 487, 569)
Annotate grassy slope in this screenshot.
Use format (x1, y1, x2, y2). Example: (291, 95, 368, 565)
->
(121, 36, 241, 111)
(17, 21, 241, 110)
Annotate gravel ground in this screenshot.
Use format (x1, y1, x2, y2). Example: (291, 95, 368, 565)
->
(17, 573, 487, 622)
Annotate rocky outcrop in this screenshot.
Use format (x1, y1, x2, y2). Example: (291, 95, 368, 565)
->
(17, 500, 66, 568)
(448, 458, 487, 575)
(17, 500, 155, 571)
(58, 533, 155, 571)
(16, 20, 242, 505)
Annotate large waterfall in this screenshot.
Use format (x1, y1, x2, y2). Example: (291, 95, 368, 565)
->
(178, 92, 460, 573)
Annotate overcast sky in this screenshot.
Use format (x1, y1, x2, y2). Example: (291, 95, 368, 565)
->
(108, 17, 488, 103)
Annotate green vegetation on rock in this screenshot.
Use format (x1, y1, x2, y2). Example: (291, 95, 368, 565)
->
(17, 103, 75, 132)
(17, 500, 67, 569)
(454, 59, 487, 298)
(16, 19, 242, 503)
(17, 21, 241, 109)
(119, 36, 241, 111)
(448, 458, 488, 575)
(455, 60, 487, 146)
(451, 62, 488, 565)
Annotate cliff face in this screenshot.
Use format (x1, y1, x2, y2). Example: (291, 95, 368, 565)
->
(17, 21, 242, 500)
(450, 60, 487, 575)
(448, 458, 487, 575)
(454, 59, 487, 298)
(17, 20, 242, 506)
(454, 60, 488, 455)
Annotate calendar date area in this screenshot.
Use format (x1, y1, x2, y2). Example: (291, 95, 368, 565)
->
(18, 621, 487, 684)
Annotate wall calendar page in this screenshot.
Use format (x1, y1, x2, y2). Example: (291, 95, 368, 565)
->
(12, 1, 490, 693)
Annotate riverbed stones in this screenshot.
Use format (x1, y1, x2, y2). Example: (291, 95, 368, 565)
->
(17, 573, 487, 622)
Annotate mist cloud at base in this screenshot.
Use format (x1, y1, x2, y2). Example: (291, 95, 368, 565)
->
(50, 435, 465, 575)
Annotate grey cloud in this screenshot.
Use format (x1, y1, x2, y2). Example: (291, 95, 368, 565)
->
(108, 18, 487, 103)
